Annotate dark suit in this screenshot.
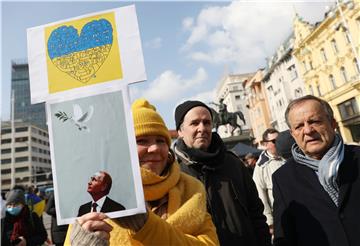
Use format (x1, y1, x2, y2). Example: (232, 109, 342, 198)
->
(77, 196, 125, 216)
(273, 145, 360, 246)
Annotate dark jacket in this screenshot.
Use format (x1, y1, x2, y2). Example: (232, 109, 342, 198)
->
(273, 144, 360, 246)
(174, 133, 271, 246)
(77, 196, 125, 216)
(1, 206, 47, 246)
(45, 193, 68, 245)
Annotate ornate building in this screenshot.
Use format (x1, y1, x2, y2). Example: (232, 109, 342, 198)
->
(263, 33, 307, 131)
(293, 1, 360, 143)
(244, 69, 272, 145)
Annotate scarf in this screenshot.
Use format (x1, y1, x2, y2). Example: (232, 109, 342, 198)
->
(8, 205, 31, 241)
(174, 132, 226, 170)
(292, 133, 344, 206)
(141, 162, 181, 215)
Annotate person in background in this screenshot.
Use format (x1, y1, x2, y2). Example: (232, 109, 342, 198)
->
(173, 100, 270, 246)
(45, 193, 68, 246)
(244, 153, 258, 176)
(253, 128, 285, 236)
(25, 186, 45, 219)
(273, 95, 360, 246)
(65, 98, 219, 246)
(2, 188, 47, 246)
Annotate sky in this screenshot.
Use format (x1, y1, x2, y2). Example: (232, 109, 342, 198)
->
(1, 0, 333, 129)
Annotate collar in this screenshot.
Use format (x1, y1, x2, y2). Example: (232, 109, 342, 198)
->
(92, 195, 106, 212)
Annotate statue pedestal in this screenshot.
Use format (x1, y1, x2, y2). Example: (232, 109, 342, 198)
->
(220, 129, 254, 149)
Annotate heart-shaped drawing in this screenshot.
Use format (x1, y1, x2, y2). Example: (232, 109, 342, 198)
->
(47, 19, 113, 83)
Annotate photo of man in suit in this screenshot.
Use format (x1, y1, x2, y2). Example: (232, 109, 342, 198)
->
(77, 171, 125, 216)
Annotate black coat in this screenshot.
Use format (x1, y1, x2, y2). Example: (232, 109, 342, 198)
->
(273, 145, 360, 246)
(45, 194, 68, 245)
(174, 133, 270, 246)
(1, 206, 47, 246)
(77, 196, 125, 216)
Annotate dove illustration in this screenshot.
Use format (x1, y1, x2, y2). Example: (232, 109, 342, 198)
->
(71, 104, 94, 132)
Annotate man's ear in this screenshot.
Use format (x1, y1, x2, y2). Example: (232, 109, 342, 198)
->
(177, 130, 183, 138)
(331, 118, 338, 130)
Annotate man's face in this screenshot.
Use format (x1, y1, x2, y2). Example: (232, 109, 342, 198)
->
(178, 106, 212, 150)
(288, 100, 336, 160)
(264, 132, 279, 156)
(87, 172, 107, 196)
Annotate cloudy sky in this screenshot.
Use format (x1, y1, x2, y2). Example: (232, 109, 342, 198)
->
(1, 1, 332, 129)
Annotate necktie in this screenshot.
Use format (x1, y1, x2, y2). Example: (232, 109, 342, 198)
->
(92, 202, 98, 212)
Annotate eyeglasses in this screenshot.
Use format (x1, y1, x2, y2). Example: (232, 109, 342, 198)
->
(264, 139, 276, 144)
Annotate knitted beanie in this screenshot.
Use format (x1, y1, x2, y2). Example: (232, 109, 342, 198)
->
(174, 100, 213, 130)
(132, 99, 171, 146)
(6, 189, 25, 205)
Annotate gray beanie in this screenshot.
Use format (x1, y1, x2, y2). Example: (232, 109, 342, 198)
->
(6, 189, 25, 205)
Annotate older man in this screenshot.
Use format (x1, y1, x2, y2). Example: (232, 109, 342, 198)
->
(77, 171, 125, 216)
(173, 100, 270, 246)
(273, 95, 360, 246)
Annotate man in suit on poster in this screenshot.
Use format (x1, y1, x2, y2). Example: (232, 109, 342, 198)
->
(78, 171, 125, 216)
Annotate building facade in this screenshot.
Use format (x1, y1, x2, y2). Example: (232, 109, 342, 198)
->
(1, 121, 52, 191)
(244, 69, 272, 144)
(263, 34, 307, 131)
(293, 1, 360, 143)
(11, 60, 47, 130)
(214, 73, 254, 137)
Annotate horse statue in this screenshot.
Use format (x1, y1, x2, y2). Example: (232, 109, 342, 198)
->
(209, 100, 246, 136)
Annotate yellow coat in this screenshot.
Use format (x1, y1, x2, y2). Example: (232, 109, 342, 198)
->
(65, 163, 219, 245)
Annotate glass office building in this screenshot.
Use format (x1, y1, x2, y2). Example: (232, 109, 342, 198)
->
(11, 60, 47, 130)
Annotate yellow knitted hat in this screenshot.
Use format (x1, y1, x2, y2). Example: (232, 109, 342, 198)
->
(131, 98, 171, 146)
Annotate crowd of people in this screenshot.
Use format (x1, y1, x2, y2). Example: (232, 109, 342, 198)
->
(2, 94, 360, 246)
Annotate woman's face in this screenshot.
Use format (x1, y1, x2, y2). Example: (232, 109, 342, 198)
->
(137, 135, 169, 175)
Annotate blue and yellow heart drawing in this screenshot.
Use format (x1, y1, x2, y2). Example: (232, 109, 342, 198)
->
(45, 12, 123, 93)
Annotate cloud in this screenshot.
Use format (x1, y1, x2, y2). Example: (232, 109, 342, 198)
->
(182, 1, 328, 72)
(136, 67, 208, 102)
(144, 37, 162, 49)
(182, 17, 194, 30)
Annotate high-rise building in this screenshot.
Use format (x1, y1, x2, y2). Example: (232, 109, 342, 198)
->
(11, 60, 47, 130)
(1, 121, 52, 192)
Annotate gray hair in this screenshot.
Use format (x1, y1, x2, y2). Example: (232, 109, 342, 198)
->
(285, 95, 334, 128)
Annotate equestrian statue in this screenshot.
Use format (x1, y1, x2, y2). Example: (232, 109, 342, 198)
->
(210, 98, 246, 136)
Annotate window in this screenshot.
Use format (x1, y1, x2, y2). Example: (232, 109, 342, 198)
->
(15, 146, 28, 152)
(309, 85, 314, 95)
(1, 129, 11, 134)
(329, 74, 336, 89)
(331, 39, 339, 54)
(15, 137, 28, 142)
(320, 48, 327, 62)
(1, 139, 11, 144)
(316, 84, 322, 96)
(338, 98, 359, 120)
(303, 61, 307, 72)
(340, 67, 348, 82)
(1, 159, 11, 164)
(15, 156, 28, 163)
(32, 157, 38, 161)
(343, 30, 351, 44)
(235, 95, 241, 100)
(15, 167, 29, 173)
(1, 169, 11, 174)
(288, 64, 298, 80)
(15, 127, 28, 133)
(233, 86, 238, 90)
(1, 149, 11, 154)
(354, 58, 360, 75)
